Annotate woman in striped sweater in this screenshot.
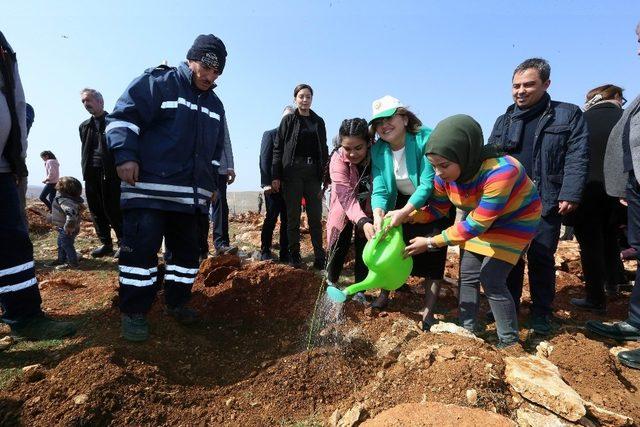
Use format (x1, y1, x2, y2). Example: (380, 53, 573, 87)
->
(404, 115, 542, 348)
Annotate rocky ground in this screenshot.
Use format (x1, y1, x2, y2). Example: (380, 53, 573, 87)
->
(0, 202, 638, 426)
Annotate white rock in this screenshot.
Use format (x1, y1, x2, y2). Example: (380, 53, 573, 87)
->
(516, 407, 569, 427)
(583, 400, 633, 426)
(535, 341, 554, 358)
(374, 319, 419, 359)
(73, 394, 88, 405)
(338, 403, 363, 427)
(504, 355, 586, 421)
(430, 321, 483, 341)
(328, 409, 342, 427)
(0, 335, 14, 351)
(466, 388, 478, 406)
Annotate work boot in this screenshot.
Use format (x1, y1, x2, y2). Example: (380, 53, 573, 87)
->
(585, 320, 640, 341)
(165, 305, 199, 325)
(618, 348, 640, 369)
(530, 315, 553, 336)
(260, 250, 273, 261)
(289, 253, 303, 268)
(570, 298, 606, 314)
(121, 313, 149, 342)
(216, 244, 238, 256)
(10, 315, 76, 341)
(91, 245, 114, 258)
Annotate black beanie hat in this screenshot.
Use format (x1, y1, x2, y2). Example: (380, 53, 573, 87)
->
(186, 34, 227, 73)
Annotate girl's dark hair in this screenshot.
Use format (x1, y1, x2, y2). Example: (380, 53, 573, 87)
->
(56, 176, 82, 198)
(322, 118, 372, 192)
(369, 107, 422, 136)
(40, 150, 56, 160)
(293, 83, 313, 97)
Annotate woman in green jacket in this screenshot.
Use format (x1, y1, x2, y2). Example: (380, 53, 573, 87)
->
(369, 96, 454, 313)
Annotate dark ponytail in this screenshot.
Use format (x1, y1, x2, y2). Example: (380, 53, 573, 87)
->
(322, 118, 372, 192)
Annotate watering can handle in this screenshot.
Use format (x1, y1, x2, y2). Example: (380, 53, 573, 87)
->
(372, 217, 395, 250)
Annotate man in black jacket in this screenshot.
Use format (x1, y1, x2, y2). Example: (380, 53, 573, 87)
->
(79, 88, 122, 258)
(488, 58, 589, 335)
(258, 106, 294, 261)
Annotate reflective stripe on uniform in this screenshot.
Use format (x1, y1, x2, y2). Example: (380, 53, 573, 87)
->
(0, 277, 38, 294)
(0, 260, 34, 277)
(159, 97, 220, 121)
(105, 120, 140, 135)
(165, 264, 199, 275)
(164, 274, 195, 284)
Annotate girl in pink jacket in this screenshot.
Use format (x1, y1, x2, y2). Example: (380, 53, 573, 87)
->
(39, 150, 60, 211)
(325, 118, 375, 303)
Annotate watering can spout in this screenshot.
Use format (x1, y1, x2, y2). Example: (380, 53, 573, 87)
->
(324, 218, 413, 302)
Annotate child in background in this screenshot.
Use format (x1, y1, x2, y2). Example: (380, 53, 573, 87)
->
(39, 151, 59, 211)
(47, 177, 85, 270)
(405, 115, 541, 348)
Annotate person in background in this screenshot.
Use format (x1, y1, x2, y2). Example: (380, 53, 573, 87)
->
(46, 177, 84, 270)
(587, 21, 640, 370)
(271, 85, 328, 269)
(257, 192, 263, 214)
(325, 118, 375, 304)
(211, 116, 238, 255)
(38, 150, 59, 211)
(369, 95, 454, 310)
(408, 114, 541, 347)
(0, 30, 76, 340)
(259, 106, 294, 262)
(488, 58, 589, 335)
(570, 84, 626, 313)
(79, 88, 123, 258)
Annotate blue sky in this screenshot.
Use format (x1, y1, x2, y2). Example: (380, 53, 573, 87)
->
(5, 1, 640, 190)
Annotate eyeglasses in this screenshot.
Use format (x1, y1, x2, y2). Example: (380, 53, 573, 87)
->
(622, 96, 628, 107)
(373, 113, 402, 128)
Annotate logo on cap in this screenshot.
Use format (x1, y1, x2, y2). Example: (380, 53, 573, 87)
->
(201, 52, 220, 70)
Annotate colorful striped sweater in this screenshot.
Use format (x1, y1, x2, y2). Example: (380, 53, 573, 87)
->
(412, 155, 541, 264)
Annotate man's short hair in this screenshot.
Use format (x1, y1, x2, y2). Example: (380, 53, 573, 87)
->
(513, 58, 551, 82)
(80, 88, 104, 104)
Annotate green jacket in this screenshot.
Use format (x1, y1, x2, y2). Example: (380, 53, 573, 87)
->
(371, 126, 434, 211)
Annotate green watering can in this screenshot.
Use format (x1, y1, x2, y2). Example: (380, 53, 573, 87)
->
(326, 217, 413, 303)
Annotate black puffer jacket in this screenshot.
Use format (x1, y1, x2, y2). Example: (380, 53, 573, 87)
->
(271, 109, 328, 181)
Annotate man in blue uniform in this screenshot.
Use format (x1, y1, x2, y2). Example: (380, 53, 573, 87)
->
(107, 34, 227, 341)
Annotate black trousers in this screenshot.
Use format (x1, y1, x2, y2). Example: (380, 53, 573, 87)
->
(573, 182, 625, 304)
(326, 221, 368, 284)
(0, 173, 43, 323)
(211, 174, 230, 249)
(118, 208, 200, 314)
(260, 192, 289, 257)
(84, 167, 122, 247)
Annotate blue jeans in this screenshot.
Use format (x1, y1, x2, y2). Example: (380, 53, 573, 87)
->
(39, 183, 56, 211)
(460, 250, 518, 344)
(625, 174, 640, 328)
(211, 174, 230, 249)
(506, 212, 561, 317)
(57, 228, 78, 265)
(0, 173, 43, 323)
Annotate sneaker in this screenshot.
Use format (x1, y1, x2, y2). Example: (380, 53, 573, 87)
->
(260, 251, 274, 261)
(46, 259, 66, 267)
(569, 298, 606, 314)
(165, 305, 199, 325)
(55, 262, 80, 271)
(530, 315, 553, 336)
(91, 245, 114, 258)
(121, 313, 149, 342)
(10, 315, 76, 341)
(216, 245, 238, 256)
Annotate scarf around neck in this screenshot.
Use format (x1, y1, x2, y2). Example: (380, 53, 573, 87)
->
(506, 92, 550, 149)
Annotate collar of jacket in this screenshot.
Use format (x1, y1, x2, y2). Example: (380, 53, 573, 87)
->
(587, 101, 622, 112)
(293, 108, 322, 121)
(504, 94, 553, 119)
(178, 61, 218, 92)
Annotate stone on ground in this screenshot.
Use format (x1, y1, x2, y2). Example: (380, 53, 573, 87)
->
(429, 322, 483, 341)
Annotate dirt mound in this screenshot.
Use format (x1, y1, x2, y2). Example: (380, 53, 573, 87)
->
(26, 207, 52, 234)
(194, 260, 324, 320)
(361, 402, 514, 426)
(549, 333, 640, 420)
(230, 211, 263, 225)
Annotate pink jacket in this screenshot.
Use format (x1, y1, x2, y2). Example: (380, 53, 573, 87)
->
(44, 159, 60, 184)
(326, 148, 372, 249)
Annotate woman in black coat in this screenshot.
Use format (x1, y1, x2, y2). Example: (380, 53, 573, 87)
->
(570, 84, 626, 312)
(271, 84, 328, 269)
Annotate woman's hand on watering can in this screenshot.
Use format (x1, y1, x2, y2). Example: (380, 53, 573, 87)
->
(404, 237, 430, 257)
(363, 222, 376, 241)
(373, 208, 385, 234)
(385, 207, 411, 229)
